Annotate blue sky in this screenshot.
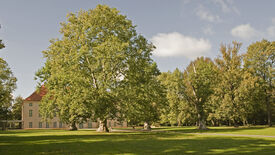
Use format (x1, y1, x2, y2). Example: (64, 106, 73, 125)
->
(0, 0, 274, 98)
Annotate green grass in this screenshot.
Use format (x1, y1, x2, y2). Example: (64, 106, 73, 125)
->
(1, 126, 275, 154)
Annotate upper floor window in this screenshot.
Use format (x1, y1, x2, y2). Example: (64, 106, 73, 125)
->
(29, 103, 33, 106)
(29, 110, 33, 117)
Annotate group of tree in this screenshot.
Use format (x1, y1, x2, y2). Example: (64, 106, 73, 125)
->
(159, 41, 274, 129)
(35, 5, 274, 131)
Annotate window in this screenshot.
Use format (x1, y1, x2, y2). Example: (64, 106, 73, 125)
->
(39, 122, 42, 128)
(108, 121, 111, 127)
(114, 122, 116, 127)
(29, 103, 32, 106)
(29, 122, 32, 128)
(88, 122, 92, 128)
(46, 122, 49, 128)
(59, 122, 63, 128)
(53, 122, 57, 128)
(79, 123, 83, 129)
(29, 110, 33, 117)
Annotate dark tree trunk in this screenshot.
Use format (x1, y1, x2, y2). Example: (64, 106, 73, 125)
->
(195, 104, 208, 130)
(266, 95, 272, 127)
(97, 119, 109, 132)
(69, 121, 78, 130)
(197, 113, 207, 130)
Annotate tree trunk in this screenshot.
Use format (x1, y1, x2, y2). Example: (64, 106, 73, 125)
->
(69, 121, 78, 130)
(266, 98, 272, 127)
(143, 122, 151, 131)
(197, 114, 207, 130)
(177, 120, 182, 127)
(97, 119, 109, 132)
(195, 104, 208, 130)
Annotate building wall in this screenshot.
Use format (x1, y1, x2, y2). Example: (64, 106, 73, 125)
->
(22, 101, 127, 129)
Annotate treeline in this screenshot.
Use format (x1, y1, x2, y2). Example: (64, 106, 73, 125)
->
(159, 41, 274, 128)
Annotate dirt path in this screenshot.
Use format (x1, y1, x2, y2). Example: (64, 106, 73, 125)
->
(191, 133, 275, 138)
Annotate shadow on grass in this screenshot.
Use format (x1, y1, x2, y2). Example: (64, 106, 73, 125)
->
(0, 131, 275, 154)
(151, 126, 271, 134)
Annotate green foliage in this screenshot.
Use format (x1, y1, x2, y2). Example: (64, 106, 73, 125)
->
(0, 58, 17, 120)
(212, 42, 249, 126)
(183, 57, 218, 129)
(244, 40, 275, 126)
(159, 68, 195, 126)
(36, 5, 164, 131)
(11, 96, 23, 120)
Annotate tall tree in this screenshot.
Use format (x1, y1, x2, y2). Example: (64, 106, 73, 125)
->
(182, 57, 217, 130)
(212, 42, 252, 126)
(11, 96, 23, 120)
(244, 40, 275, 127)
(36, 5, 162, 132)
(0, 31, 17, 129)
(159, 69, 195, 126)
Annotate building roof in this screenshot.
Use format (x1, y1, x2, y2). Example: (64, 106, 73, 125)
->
(24, 85, 47, 101)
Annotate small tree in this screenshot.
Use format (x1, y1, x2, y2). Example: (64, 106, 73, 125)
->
(11, 96, 23, 120)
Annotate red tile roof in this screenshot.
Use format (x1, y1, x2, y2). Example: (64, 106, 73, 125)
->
(25, 85, 47, 101)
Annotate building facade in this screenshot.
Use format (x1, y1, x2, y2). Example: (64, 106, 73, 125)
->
(22, 86, 127, 129)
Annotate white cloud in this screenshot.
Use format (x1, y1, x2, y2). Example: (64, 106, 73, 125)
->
(231, 24, 260, 40)
(212, 0, 240, 14)
(203, 26, 214, 35)
(196, 5, 221, 22)
(151, 32, 211, 59)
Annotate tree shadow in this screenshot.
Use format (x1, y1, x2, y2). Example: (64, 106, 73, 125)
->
(152, 126, 271, 134)
(0, 131, 275, 154)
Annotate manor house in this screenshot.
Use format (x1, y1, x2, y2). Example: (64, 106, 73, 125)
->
(22, 86, 127, 129)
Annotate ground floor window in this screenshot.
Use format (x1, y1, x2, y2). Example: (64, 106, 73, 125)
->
(108, 121, 111, 127)
(39, 122, 42, 128)
(29, 122, 32, 128)
(59, 122, 62, 128)
(79, 123, 83, 129)
(53, 122, 57, 128)
(88, 122, 92, 128)
(46, 122, 49, 128)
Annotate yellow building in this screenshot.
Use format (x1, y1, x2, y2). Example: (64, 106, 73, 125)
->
(22, 86, 127, 129)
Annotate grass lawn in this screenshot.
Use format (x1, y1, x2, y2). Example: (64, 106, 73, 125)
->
(1, 126, 275, 154)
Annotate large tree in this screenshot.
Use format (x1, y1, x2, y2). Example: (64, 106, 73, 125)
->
(159, 69, 195, 126)
(212, 42, 254, 126)
(0, 30, 17, 130)
(182, 57, 217, 130)
(36, 5, 163, 131)
(244, 40, 275, 127)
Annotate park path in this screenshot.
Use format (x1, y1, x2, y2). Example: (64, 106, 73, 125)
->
(190, 133, 275, 138)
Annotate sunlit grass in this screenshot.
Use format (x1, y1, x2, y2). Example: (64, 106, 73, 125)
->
(0, 126, 275, 154)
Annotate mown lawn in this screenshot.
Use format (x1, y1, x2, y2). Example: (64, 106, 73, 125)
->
(0, 126, 275, 155)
